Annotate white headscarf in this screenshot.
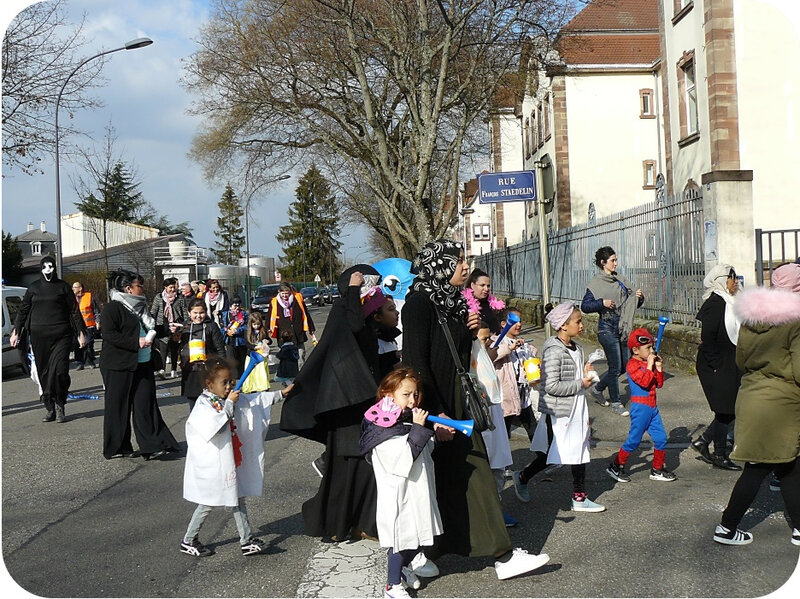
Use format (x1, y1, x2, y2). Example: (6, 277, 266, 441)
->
(702, 263, 740, 344)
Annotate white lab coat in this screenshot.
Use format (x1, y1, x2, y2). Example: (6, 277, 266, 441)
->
(183, 390, 283, 506)
(370, 431, 442, 551)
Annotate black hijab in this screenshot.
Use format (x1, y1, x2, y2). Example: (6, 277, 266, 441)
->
(409, 239, 469, 319)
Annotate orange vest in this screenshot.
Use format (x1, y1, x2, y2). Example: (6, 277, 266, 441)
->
(78, 292, 97, 328)
(269, 293, 310, 338)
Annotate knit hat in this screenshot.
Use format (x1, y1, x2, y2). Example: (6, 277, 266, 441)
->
(627, 327, 654, 350)
(545, 302, 577, 330)
(361, 286, 387, 318)
(771, 263, 800, 293)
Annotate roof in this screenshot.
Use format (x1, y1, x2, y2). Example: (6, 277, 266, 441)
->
(564, 0, 658, 32)
(15, 229, 57, 242)
(558, 33, 660, 65)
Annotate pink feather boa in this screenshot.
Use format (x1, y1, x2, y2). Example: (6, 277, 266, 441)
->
(462, 288, 505, 314)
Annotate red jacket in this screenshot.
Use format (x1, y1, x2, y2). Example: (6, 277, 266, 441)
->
(626, 359, 664, 408)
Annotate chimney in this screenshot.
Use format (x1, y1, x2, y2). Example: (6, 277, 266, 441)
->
(27, 222, 34, 231)
(40, 221, 46, 232)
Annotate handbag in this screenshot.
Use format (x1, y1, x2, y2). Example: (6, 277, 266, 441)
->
(433, 306, 495, 433)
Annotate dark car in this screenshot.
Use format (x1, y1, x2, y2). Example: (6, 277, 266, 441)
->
(250, 283, 280, 314)
(325, 285, 339, 302)
(299, 286, 322, 306)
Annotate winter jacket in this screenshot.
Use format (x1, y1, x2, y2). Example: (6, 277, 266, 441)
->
(730, 287, 800, 464)
(492, 336, 521, 417)
(221, 309, 248, 347)
(695, 293, 741, 415)
(537, 335, 585, 418)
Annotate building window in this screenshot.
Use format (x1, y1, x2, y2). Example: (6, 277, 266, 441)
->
(677, 51, 699, 144)
(31, 241, 41, 256)
(531, 110, 538, 150)
(684, 62, 698, 134)
(643, 160, 657, 189)
(473, 223, 490, 241)
(536, 105, 543, 147)
(524, 118, 531, 158)
(639, 89, 654, 118)
(543, 94, 551, 139)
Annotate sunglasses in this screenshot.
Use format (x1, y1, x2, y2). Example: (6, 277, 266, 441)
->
(635, 335, 653, 345)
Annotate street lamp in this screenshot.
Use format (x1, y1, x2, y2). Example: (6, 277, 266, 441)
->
(54, 37, 154, 275)
(244, 173, 291, 304)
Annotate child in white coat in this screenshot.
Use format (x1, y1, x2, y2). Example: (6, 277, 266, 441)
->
(180, 356, 292, 557)
(360, 367, 442, 599)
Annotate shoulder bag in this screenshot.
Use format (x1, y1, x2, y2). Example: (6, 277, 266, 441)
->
(433, 305, 495, 432)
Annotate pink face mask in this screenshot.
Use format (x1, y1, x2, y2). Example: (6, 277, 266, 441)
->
(364, 395, 402, 427)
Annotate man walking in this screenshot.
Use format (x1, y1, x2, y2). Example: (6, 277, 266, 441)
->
(72, 281, 101, 370)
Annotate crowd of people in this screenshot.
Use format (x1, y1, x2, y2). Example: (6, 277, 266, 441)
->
(8, 246, 799, 596)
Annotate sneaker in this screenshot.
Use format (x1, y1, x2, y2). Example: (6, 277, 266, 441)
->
(792, 528, 800, 546)
(241, 537, 267, 556)
(157, 369, 166, 380)
(649, 467, 677, 481)
(571, 496, 606, 512)
(503, 512, 518, 527)
(384, 584, 411, 599)
(169, 370, 177, 379)
(610, 402, 629, 416)
(312, 456, 325, 478)
(400, 566, 421, 590)
(691, 438, 713, 464)
(589, 386, 610, 407)
(713, 524, 753, 546)
(494, 548, 550, 580)
(512, 471, 531, 503)
(180, 537, 214, 557)
(769, 478, 781, 492)
(409, 552, 439, 578)
(606, 462, 631, 483)
(503, 466, 514, 479)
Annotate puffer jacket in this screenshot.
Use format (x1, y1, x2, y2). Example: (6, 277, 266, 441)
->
(537, 335, 585, 418)
(730, 286, 800, 464)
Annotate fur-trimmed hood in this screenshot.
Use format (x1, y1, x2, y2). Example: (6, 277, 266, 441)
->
(733, 286, 800, 328)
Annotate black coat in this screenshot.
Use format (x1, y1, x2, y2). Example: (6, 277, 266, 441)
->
(99, 302, 148, 372)
(696, 293, 741, 415)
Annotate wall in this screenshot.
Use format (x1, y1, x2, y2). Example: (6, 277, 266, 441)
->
(490, 109, 529, 246)
(60, 213, 159, 257)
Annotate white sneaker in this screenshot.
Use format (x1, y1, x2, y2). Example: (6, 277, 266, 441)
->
(571, 497, 606, 512)
(713, 524, 753, 545)
(401, 566, 421, 590)
(384, 584, 410, 599)
(792, 528, 800, 546)
(494, 548, 550, 580)
(409, 551, 439, 578)
(169, 370, 177, 379)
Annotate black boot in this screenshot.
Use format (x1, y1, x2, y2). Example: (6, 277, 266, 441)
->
(711, 453, 742, 471)
(42, 409, 55, 423)
(691, 438, 712, 464)
(55, 404, 66, 423)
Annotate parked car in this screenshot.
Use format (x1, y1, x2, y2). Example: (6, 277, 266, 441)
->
(250, 283, 280, 314)
(299, 286, 321, 306)
(315, 286, 333, 306)
(2, 286, 27, 374)
(326, 285, 340, 301)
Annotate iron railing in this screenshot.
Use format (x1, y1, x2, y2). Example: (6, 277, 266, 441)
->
(476, 187, 705, 326)
(755, 228, 800, 285)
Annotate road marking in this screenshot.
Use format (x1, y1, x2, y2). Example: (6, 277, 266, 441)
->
(297, 538, 385, 598)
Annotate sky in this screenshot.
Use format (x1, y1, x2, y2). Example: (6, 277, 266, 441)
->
(1, 0, 374, 267)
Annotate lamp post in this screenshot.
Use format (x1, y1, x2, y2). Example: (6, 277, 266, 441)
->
(244, 173, 290, 304)
(54, 37, 153, 275)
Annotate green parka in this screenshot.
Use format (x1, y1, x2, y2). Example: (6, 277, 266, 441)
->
(730, 286, 800, 464)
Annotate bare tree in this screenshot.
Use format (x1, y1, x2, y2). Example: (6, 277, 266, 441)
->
(183, 0, 579, 258)
(2, 0, 103, 175)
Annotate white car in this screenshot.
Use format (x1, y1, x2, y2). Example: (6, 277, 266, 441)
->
(2, 286, 27, 373)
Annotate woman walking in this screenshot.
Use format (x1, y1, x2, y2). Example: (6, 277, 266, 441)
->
(581, 246, 644, 416)
(693, 264, 742, 470)
(100, 269, 180, 460)
(151, 277, 186, 379)
(712, 263, 800, 546)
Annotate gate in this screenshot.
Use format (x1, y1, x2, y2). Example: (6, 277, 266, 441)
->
(755, 229, 800, 285)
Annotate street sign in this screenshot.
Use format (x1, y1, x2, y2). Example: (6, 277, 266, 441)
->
(314, 274, 321, 282)
(477, 170, 536, 203)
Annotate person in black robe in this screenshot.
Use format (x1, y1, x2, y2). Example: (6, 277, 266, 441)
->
(11, 256, 86, 423)
(280, 264, 383, 541)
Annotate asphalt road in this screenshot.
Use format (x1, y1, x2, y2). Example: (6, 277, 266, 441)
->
(2, 305, 798, 598)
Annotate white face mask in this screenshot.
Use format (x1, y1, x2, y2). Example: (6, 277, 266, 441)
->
(41, 262, 55, 280)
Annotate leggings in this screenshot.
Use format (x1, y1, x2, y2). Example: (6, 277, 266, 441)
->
(519, 415, 586, 494)
(184, 498, 252, 544)
(387, 548, 418, 586)
(504, 405, 537, 441)
(721, 458, 800, 531)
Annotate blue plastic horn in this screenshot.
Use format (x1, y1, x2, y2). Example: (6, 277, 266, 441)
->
(655, 316, 670, 352)
(233, 351, 266, 391)
(426, 415, 474, 437)
(491, 311, 521, 348)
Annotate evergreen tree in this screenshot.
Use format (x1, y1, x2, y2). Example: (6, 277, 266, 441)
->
(2, 231, 24, 284)
(277, 165, 342, 284)
(213, 184, 245, 264)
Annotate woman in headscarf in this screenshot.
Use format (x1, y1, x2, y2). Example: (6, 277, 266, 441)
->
(581, 246, 644, 417)
(150, 277, 186, 379)
(280, 265, 383, 541)
(463, 268, 504, 334)
(712, 263, 800, 547)
(693, 263, 742, 470)
(99, 269, 180, 460)
(10, 256, 86, 423)
(401, 239, 549, 581)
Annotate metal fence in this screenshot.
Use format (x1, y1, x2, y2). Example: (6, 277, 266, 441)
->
(476, 184, 706, 326)
(755, 228, 800, 285)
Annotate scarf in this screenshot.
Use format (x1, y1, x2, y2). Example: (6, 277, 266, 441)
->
(702, 263, 740, 345)
(110, 289, 156, 332)
(410, 239, 469, 319)
(277, 293, 294, 318)
(162, 288, 177, 322)
(206, 391, 243, 467)
(587, 271, 637, 339)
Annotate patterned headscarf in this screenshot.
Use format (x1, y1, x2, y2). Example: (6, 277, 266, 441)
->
(410, 239, 469, 319)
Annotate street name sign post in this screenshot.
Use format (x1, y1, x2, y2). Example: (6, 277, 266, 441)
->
(477, 170, 537, 203)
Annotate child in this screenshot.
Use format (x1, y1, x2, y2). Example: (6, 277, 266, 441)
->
(512, 302, 605, 512)
(606, 328, 676, 483)
(245, 311, 271, 353)
(492, 308, 539, 446)
(180, 356, 293, 557)
(180, 298, 226, 411)
(222, 295, 249, 376)
(274, 329, 299, 384)
(359, 367, 442, 599)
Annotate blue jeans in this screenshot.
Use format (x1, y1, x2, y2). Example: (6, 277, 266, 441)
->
(596, 329, 627, 403)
